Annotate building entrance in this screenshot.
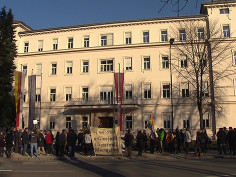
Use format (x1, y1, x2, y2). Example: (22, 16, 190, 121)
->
(98, 117, 113, 128)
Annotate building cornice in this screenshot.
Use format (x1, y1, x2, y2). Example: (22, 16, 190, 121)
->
(18, 15, 207, 37)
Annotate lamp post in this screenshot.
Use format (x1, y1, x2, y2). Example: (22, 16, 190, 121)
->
(169, 38, 175, 131)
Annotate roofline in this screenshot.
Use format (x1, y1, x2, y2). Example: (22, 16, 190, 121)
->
(202, 0, 236, 5)
(13, 21, 32, 31)
(18, 15, 207, 35)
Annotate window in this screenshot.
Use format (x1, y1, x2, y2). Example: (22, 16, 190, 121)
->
(82, 116, 88, 127)
(126, 115, 133, 129)
(65, 87, 72, 101)
(233, 51, 236, 65)
(182, 114, 190, 128)
(68, 38, 73, 49)
(100, 59, 113, 72)
(125, 32, 132, 44)
(101, 34, 113, 46)
(220, 8, 229, 14)
(124, 57, 132, 71)
(179, 29, 186, 41)
(24, 42, 29, 53)
(181, 82, 189, 98)
(203, 113, 210, 128)
(125, 85, 132, 100)
(82, 87, 88, 101)
(65, 61, 73, 74)
(36, 64, 42, 75)
(100, 87, 113, 104)
(23, 93, 26, 102)
(49, 116, 55, 130)
(198, 28, 204, 40)
(180, 55, 188, 68)
(22, 65, 27, 76)
(38, 40, 43, 51)
(203, 82, 209, 97)
(66, 117, 72, 129)
(143, 84, 151, 99)
(162, 113, 171, 129)
(143, 56, 150, 70)
(84, 36, 90, 47)
(162, 56, 169, 69)
(51, 63, 57, 75)
(144, 114, 152, 128)
(162, 84, 170, 98)
(143, 31, 149, 43)
(53, 38, 58, 50)
(223, 25, 230, 38)
(82, 61, 89, 73)
(35, 89, 41, 102)
(50, 88, 56, 102)
(161, 30, 168, 42)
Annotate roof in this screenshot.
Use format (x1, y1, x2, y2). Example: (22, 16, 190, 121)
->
(18, 15, 207, 36)
(13, 21, 32, 31)
(202, 0, 236, 5)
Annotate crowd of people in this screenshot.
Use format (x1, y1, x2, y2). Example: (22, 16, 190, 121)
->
(124, 127, 236, 158)
(1, 126, 236, 159)
(0, 126, 93, 159)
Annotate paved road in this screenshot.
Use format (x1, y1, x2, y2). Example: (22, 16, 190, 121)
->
(1, 157, 236, 177)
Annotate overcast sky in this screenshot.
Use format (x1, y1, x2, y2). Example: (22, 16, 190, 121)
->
(0, 0, 207, 30)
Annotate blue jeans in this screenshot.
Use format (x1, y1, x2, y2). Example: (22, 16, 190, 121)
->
(69, 145, 75, 158)
(30, 143, 39, 157)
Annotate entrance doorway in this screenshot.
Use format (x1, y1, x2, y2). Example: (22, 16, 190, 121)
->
(98, 117, 113, 128)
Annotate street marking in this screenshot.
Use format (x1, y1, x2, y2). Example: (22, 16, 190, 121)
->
(0, 170, 13, 172)
(14, 171, 75, 173)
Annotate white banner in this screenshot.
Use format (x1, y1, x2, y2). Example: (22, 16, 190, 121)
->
(91, 127, 122, 155)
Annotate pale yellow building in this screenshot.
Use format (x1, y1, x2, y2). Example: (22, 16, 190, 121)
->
(14, 0, 236, 138)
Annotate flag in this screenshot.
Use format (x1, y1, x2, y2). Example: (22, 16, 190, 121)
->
(14, 71, 25, 128)
(28, 75, 36, 129)
(146, 116, 156, 140)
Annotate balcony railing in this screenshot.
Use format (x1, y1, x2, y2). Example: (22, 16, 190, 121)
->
(65, 97, 139, 106)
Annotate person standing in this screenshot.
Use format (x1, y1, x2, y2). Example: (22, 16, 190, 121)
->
(5, 130, 14, 158)
(67, 129, 77, 159)
(45, 130, 54, 155)
(143, 130, 148, 153)
(124, 129, 134, 158)
(0, 131, 5, 157)
(29, 129, 39, 158)
(195, 130, 204, 156)
(217, 128, 227, 155)
(59, 130, 67, 156)
(227, 127, 233, 154)
(166, 130, 175, 153)
(184, 128, 192, 157)
(136, 129, 144, 156)
(55, 131, 60, 156)
(38, 130, 45, 155)
(22, 128, 29, 156)
(158, 128, 165, 153)
(84, 130, 92, 157)
(77, 129, 84, 152)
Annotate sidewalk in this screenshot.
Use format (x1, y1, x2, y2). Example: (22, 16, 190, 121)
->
(6, 150, 236, 161)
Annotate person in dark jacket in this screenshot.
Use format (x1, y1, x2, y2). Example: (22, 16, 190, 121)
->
(22, 128, 29, 156)
(5, 130, 14, 158)
(67, 129, 77, 159)
(59, 130, 67, 156)
(0, 131, 5, 157)
(217, 128, 227, 155)
(124, 129, 134, 158)
(37, 130, 45, 155)
(231, 128, 236, 155)
(143, 130, 148, 153)
(55, 131, 60, 156)
(136, 129, 144, 156)
(195, 130, 204, 156)
(227, 127, 233, 154)
(29, 129, 39, 158)
(78, 129, 84, 152)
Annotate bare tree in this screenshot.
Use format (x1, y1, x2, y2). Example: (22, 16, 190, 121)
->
(170, 19, 235, 131)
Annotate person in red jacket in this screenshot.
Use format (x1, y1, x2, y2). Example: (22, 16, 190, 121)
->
(46, 130, 54, 155)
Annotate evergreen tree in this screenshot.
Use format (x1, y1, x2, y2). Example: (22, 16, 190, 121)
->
(0, 7, 17, 127)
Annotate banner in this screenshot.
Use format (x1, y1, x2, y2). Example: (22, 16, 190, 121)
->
(28, 75, 36, 129)
(91, 127, 122, 155)
(114, 73, 124, 131)
(14, 71, 25, 128)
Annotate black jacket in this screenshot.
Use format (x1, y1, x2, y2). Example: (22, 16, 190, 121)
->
(67, 132, 77, 146)
(22, 131, 29, 144)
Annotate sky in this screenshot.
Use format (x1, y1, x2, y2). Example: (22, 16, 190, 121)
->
(0, 0, 207, 30)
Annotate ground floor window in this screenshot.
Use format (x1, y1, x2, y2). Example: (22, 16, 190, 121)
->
(99, 117, 113, 128)
(82, 116, 88, 127)
(203, 113, 210, 128)
(50, 116, 55, 130)
(144, 114, 152, 128)
(126, 115, 133, 129)
(182, 113, 190, 129)
(162, 113, 171, 129)
(66, 116, 72, 129)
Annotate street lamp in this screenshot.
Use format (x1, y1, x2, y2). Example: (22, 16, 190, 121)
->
(169, 38, 174, 131)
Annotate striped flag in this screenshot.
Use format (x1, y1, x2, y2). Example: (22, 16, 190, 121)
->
(14, 71, 25, 128)
(146, 116, 156, 139)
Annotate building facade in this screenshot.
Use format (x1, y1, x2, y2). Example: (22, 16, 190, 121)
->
(14, 0, 236, 137)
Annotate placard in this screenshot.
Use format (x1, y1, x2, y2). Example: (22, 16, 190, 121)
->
(91, 126, 122, 155)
